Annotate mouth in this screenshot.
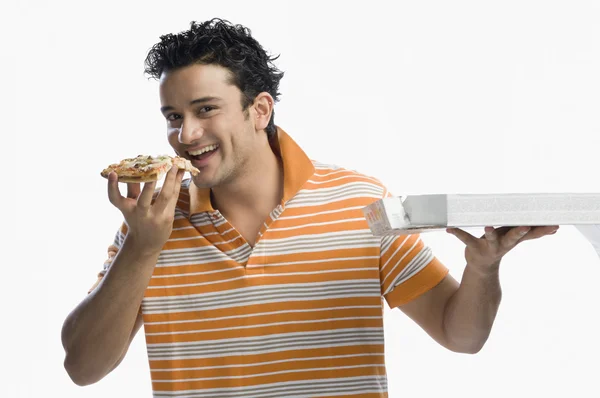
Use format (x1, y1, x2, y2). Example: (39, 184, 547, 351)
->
(187, 144, 219, 160)
(186, 144, 219, 167)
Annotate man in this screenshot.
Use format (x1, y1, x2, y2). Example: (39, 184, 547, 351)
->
(61, 18, 558, 397)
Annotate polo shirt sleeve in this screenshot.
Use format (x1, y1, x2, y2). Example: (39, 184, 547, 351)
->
(377, 190, 449, 308)
(88, 223, 128, 294)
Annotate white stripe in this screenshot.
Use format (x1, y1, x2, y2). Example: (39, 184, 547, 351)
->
(147, 275, 247, 289)
(277, 206, 365, 220)
(286, 192, 382, 208)
(152, 364, 385, 383)
(145, 316, 381, 336)
(142, 292, 380, 315)
(385, 249, 434, 295)
(142, 279, 378, 302)
(261, 229, 369, 245)
(380, 235, 411, 273)
(255, 242, 379, 256)
(307, 175, 375, 185)
(312, 169, 348, 177)
(268, 218, 365, 232)
(151, 353, 384, 371)
(245, 267, 376, 277)
(168, 236, 206, 242)
(172, 226, 195, 231)
(149, 267, 377, 289)
(381, 238, 421, 287)
(151, 375, 386, 397)
(148, 340, 384, 361)
(147, 327, 383, 348)
(151, 267, 243, 279)
(260, 255, 379, 268)
(295, 182, 382, 197)
(144, 305, 381, 325)
(213, 235, 245, 246)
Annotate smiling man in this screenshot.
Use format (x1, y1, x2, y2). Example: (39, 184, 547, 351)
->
(61, 18, 558, 398)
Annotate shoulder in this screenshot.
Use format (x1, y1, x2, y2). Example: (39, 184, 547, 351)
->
(308, 160, 390, 196)
(285, 160, 391, 210)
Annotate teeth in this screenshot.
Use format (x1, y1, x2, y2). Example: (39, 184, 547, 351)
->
(188, 144, 218, 156)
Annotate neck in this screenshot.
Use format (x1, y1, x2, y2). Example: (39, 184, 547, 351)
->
(211, 140, 283, 220)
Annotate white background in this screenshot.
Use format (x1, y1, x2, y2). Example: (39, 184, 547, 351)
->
(2, 0, 600, 397)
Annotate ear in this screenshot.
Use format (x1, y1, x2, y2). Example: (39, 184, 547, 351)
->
(252, 92, 274, 132)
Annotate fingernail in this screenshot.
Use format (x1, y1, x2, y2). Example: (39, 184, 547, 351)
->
(520, 227, 530, 235)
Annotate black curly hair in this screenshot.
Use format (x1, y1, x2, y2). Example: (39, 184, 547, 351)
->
(144, 18, 284, 138)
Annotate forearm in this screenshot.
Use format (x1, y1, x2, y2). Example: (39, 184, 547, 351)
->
(61, 236, 159, 385)
(442, 262, 502, 354)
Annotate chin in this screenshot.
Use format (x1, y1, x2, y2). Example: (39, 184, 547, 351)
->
(191, 174, 217, 189)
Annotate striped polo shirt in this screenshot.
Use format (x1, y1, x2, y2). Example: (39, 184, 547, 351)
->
(97, 127, 449, 397)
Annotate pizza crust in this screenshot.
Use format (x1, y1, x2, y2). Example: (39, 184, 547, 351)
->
(113, 173, 165, 183)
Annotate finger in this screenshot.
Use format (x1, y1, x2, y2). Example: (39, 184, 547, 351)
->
(500, 226, 531, 248)
(126, 182, 141, 199)
(107, 172, 126, 209)
(137, 180, 157, 210)
(447, 228, 480, 246)
(492, 226, 513, 237)
(156, 168, 185, 212)
(153, 167, 179, 207)
(159, 166, 180, 195)
(172, 169, 185, 195)
(167, 169, 185, 210)
(519, 225, 560, 242)
(484, 226, 499, 242)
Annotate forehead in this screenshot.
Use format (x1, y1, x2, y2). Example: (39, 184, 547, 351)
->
(158, 64, 238, 105)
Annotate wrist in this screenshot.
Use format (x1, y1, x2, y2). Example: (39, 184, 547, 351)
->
(122, 234, 163, 260)
(465, 260, 501, 277)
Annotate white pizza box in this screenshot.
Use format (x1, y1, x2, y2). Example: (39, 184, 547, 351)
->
(362, 193, 600, 236)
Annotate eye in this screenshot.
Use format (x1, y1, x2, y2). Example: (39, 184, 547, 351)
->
(166, 113, 181, 121)
(197, 106, 216, 114)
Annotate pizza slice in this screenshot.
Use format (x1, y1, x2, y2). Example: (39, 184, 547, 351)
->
(100, 155, 200, 183)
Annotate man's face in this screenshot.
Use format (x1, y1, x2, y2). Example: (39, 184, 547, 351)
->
(159, 63, 257, 188)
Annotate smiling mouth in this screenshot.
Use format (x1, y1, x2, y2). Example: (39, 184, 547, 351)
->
(187, 144, 219, 160)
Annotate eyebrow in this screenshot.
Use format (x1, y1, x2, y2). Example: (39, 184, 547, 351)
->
(160, 96, 222, 113)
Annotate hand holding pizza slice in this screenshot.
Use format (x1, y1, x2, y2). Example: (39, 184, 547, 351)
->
(100, 155, 200, 183)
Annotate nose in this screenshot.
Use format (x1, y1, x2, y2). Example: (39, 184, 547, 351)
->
(178, 118, 204, 145)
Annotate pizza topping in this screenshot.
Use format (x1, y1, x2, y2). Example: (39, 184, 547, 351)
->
(101, 154, 199, 182)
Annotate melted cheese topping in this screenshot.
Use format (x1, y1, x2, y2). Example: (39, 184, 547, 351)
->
(120, 155, 172, 172)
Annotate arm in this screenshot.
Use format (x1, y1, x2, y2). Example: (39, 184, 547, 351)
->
(61, 238, 158, 386)
(61, 166, 184, 386)
(399, 266, 500, 354)
(399, 225, 558, 354)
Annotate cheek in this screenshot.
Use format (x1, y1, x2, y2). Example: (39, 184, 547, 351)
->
(167, 131, 182, 152)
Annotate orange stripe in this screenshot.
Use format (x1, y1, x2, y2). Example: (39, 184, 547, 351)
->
(144, 306, 382, 334)
(143, 269, 380, 297)
(145, 318, 383, 343)
(265, 220, 370, 239)
(150, 353, 385, 380)
(143, 297, 382, 323)
(148, 259, 378, 287)
(152, 365, 386, 391)
(385, 258, 448, 307)
(281, 197, 378, 217)
(148, 344, 385, 370)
